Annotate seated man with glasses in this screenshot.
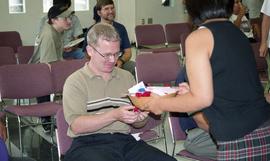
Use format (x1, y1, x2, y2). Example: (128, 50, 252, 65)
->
(62, 23, 176, 161)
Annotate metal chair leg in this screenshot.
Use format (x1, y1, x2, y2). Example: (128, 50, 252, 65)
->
(17, 116, 23, 156)
(5, 115, 12, 156)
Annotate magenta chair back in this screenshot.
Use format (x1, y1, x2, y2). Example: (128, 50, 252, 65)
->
(135, 52, 180, 85)
(50, 59, 87, 93)
(135, 24, 167, 47)
(17, 46, 34, 64)
(0, 31, 22, 52)
(0, 46, 17, 66)
(0, 63, 53, 99)
(165, 23, 192, 44)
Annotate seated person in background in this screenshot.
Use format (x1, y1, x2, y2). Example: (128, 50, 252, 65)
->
(230, 0, 258, 42)
(62, 23, 176, 161)
(242, 0, 263, 40)
(37, 0, 84, 59)
(29, 4, 73, 133)
(82, 0, 135, 76)
(175, 68, 217, 160)
(93, 0, 101, 23)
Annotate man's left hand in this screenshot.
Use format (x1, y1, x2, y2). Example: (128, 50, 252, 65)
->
(116, 59, 123, 68)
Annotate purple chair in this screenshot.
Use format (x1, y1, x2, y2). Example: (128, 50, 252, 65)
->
(0, 31, 22, 53)
(135, 52, 180, 85)
(165, 23, 192, 46)
(180, 32, 190, 57)
(0, 63, 62, 153)
(50, 59, 87, 95)
(0, 47, 17, 66)
(17, 46, 34, 64)
(168, 113, 216, 161)
(55, 108, 72, 161)
(132, 52, 181, 153)
(135, 24, 180, 54)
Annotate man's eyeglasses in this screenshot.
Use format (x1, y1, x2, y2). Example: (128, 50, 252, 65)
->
(89, 45, 122, 61)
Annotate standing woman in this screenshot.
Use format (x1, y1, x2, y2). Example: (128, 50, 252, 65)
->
(142, 0, 270, 160)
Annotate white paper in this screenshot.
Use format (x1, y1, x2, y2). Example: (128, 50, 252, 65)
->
(146, 86, 178, 96)
(128, 81, 146, 94)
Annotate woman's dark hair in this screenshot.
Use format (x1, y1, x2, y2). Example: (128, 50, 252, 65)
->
(185, 0, 234, 25)
(96, 0, 114, 11)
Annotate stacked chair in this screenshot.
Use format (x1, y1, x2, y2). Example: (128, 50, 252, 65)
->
(50, 59, 87, 102)
(164, 22, 192, 49)
(0, 47, 17, 66)
(0, 64, 62, 154)
(0, 31, 34, 66)
(131, 51, 181, 153)
(0, 31, 22, 53)
(16, 46, 34, 64)
(135, 24, 180, 54)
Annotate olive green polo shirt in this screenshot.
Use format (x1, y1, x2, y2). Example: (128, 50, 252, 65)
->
(29, 23, 64, 64)
(63, 63, 135, 138)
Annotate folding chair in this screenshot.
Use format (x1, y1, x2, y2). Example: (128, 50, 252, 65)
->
(50, 59, 87, 102)
(168, 112, 216, 161)
(55, 108, 72, 161)
(135, 24, 179, 54)
(132, 52, 181, 153)
(17, 46, 34, 64)
(0, 46, 17, 66)
(165, 23, 192, 48)
(0, 31, 22, 53)
(0, 63, 62, 154)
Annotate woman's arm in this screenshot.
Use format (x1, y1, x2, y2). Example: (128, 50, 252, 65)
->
(141, 28, 214, 115)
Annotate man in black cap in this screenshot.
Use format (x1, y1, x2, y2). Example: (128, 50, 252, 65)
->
(29, 4, 73, 133)
(37, 0, 84, 59)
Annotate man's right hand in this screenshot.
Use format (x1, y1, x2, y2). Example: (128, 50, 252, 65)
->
(113, 106, 138, 124)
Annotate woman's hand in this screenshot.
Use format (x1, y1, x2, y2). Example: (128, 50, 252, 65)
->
(177, 82, 190, 95)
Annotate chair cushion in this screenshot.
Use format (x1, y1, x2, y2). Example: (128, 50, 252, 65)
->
(5, 102, 62, 117)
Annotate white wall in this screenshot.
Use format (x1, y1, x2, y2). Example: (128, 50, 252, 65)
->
(0, 0, 188, 45)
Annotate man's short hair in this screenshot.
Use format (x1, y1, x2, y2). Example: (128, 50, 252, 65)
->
(87, 23, 120, 47)
(96, 0, 114, 11)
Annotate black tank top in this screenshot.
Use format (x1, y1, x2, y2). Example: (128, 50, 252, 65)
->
(202, 21, 270, 141)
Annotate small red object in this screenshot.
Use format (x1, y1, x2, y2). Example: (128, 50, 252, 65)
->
(135, 91, 151, 97)
(133, 107, 140, 112)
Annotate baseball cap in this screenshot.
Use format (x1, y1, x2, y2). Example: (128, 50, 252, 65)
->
(48, 4, 74, 20)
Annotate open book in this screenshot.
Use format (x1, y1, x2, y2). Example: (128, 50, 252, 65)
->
(64, 37, 84, 48)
